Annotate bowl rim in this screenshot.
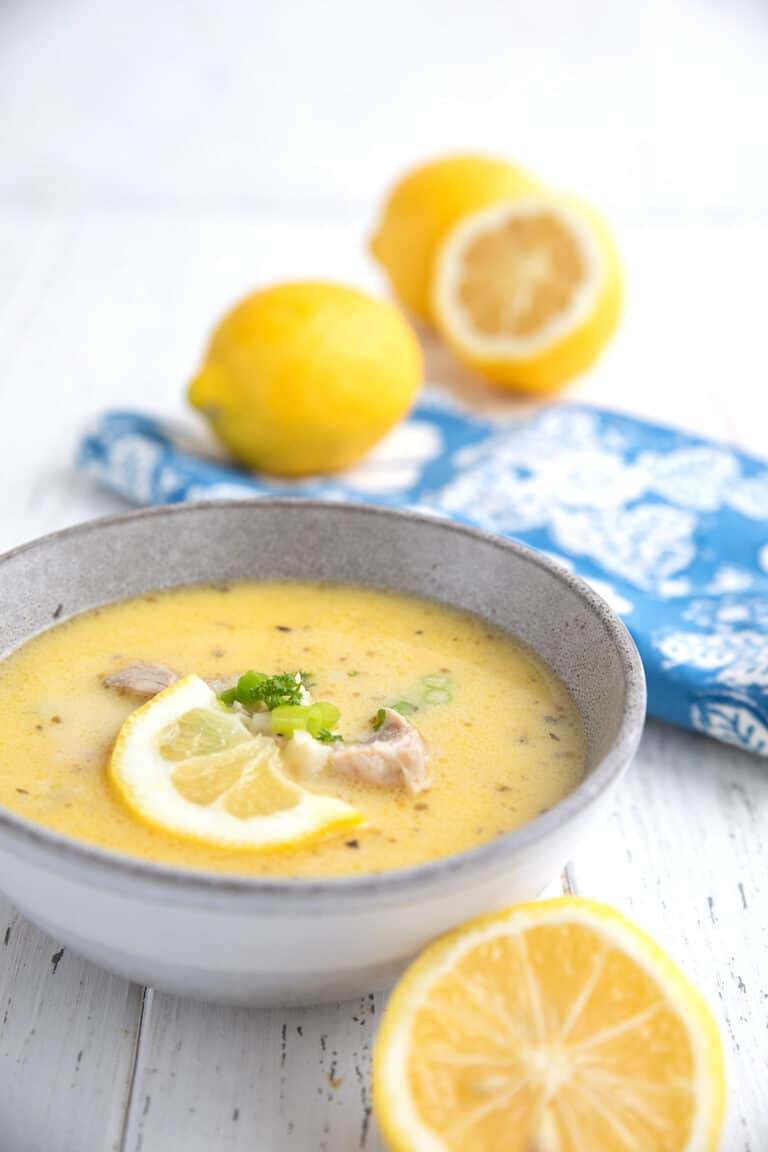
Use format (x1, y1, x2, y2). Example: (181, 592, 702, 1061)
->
(0, 499, 646, 911)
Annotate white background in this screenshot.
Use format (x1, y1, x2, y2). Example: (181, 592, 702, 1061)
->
(0, 1, 766, 1149)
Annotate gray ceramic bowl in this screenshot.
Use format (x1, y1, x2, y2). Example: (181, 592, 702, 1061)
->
(0, 501, 645, 1004)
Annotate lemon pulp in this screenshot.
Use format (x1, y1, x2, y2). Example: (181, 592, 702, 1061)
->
(374, 898, 725, 1152)
(109, 675, 361, 851)
(432, 197, 621, 393)
(370, 153, 538, 321)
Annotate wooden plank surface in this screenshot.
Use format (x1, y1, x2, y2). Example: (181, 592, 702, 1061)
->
(571, 722, 768, 1151)
(0, 894, 141, 1152)
(122, 871, 565, 1152)
(122, 990, 386, 1152)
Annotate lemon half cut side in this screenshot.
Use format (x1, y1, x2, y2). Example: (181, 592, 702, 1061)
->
(370, 154, 539, 321)
(374, 898, 725, 1152)
(432, 197, 622, 393)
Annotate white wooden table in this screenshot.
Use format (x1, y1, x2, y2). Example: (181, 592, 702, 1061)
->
(1, 1, 766, 1147)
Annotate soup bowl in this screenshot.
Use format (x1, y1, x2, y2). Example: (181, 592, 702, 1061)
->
(0, 501, 645, 1004)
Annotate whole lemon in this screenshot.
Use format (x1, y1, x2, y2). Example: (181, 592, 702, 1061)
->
(188, 282, 422, 477)
(370, 154, 538, 322)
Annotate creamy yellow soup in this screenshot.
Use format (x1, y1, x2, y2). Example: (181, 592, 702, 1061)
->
(0, 583, 585, 876)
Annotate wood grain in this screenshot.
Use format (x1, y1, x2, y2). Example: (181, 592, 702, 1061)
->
(122, 990, 386, 1152)
(570, 721, 768, 1150)
(0, 894, 141, 1152)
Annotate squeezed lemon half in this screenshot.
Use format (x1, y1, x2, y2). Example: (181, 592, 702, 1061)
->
(109, 675, 362, 850)
(432, 197, 622, 393)
(374, 898, 725, 1152)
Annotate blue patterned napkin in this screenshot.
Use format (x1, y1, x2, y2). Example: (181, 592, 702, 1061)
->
(79, 398, 768, 756)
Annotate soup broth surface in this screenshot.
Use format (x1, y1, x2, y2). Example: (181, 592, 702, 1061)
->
(0, 583, 585, 876)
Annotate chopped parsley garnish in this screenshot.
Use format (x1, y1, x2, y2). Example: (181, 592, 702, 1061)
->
(219, 670, 310, 711)
(317, 728, 343, 744)
(371, 708, 387, 731)
(219, 671, 344, 743)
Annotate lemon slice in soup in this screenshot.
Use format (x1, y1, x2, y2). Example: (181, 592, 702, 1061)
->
(109, 674, 362, 850)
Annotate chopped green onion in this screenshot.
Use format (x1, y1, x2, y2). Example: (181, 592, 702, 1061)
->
(315, 701, 340, 726)
(271, 704, 312, 737)
(371, 708, 387, 731)
(271, 700, 341, 739)
(423, 687, 451, 705)
(422, 673, 450, 688)
(307, 705, 325, 736)
(233, 671, 268, 706)
(392, 700, 418, 716)
(306, 701, 340, 738)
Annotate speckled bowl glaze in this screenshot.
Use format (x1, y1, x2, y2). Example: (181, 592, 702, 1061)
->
(0, 502, 645, 1005)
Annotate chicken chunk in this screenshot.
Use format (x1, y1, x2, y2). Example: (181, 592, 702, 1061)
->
(329, 708, 430, 794)
(103, 663, 240, 699)
(103, 662, 179, 697)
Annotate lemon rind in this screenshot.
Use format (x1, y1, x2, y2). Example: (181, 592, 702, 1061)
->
(432, 198, 604, 360)
(373, 897, 725, 1152)
(109, 674, 363, 852)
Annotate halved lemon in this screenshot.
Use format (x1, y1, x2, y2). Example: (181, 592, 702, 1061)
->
(432, 197, 622, 393)
(109, 674, 362, 850)
(374, 898, 725, 1152)
(370, 154, 539, 321)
